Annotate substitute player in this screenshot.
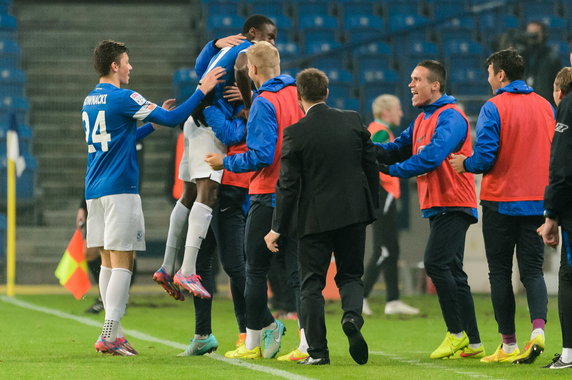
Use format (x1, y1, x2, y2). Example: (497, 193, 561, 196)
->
(83, 40, 223, 356)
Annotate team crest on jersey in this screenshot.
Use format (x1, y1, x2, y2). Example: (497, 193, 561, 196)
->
(555, 122, 569, 133)
(130, 92, 146, 106)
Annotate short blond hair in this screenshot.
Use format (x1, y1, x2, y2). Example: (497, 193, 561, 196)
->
(554, 67, 572, 96)
(372, 94, 400, 119)
(246, 41, 280, 77)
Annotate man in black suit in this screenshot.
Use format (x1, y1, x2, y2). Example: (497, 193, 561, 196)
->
(264, 68, 378, 365)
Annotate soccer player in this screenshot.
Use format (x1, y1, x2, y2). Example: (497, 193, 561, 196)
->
(205, 41, 304, 359)
(84, 39, 224, 356)
(153, 15, 277, 301)
(377, 60, 484, 360)
(450, 48, 554, 364)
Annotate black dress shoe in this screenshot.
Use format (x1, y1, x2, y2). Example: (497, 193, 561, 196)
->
(342, 318, 368, 365)
(297, 357, 330, 365)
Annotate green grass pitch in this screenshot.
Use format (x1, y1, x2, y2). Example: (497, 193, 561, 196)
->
(0, 292, 570, 379)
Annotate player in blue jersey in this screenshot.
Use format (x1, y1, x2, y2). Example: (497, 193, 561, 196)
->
(153, 15, 277, 302)
(84, 40, 224, 356)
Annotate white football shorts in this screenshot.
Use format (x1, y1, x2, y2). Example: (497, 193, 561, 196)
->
(86, 193, 146, 251)
(178, 116, 226, 184)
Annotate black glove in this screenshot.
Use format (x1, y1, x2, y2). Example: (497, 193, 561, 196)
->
(379, 163, 390, 175)
(376, 146, 390, 164)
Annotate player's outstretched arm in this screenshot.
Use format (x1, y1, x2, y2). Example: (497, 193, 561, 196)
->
(146, 67, 225, 127)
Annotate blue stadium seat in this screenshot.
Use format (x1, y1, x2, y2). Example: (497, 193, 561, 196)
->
(275, 41, 300, 60)
(343, 15, 385, 42)
(443, 40, 486, 68)
(329, 96, 360, 111)
(292, 0, 333, 18)
(396, 41, 439, 74)
(427, 0, 468, 20)
(328, 83, 355, 99)
(299, 14, 340, 43)
(0, 39, 20, 68)
(478, 13, 520, 34)
(436, 16, 476, 44)
(0, 96, 28, 126)
(449, 67, 490, 97)
(383, 1, 421, 19)
(388, 15, 429, 40)
(528, 15, 567, 37)
(0, 153, 37, 200)
(359, 68, 398, 84)
(337, 1, 379, 18)
(172, 68, 199, 101)
(548, 41, 571, 66)
(0, 68, 25, 98)
(248, 0, 287, 18)
(201, 0, 243, 17)
(0, 14, 17, 40)
(520, 0, 561, 20)
(303, 40, 342, 55)
(352, 42, 393, 70)
(206, 14, 244, 39)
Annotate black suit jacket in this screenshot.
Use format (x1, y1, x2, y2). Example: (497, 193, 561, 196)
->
(272, 103, 379, 238)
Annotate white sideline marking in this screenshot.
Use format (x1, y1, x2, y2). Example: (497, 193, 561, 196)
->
(370, 351, 505, 380)
(1, 296, 314, 380)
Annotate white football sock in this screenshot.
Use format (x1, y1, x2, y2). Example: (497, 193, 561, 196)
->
(98, 266, 112, 307)
(503, 343, 518, 354)
(101, 319, 119, 342)
(245, 328, 262, 350)
(298, 328, 309, 353)
(531, 328, 544, 340)
(561, 348, 572, 363)
(163, 201, 190, 274)
(180, 202, 212, 276)
(104, 268, 132, 322)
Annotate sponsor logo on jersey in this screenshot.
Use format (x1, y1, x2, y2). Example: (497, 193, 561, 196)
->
(130, 92, 146, 106)
(555, 122, 569, 133)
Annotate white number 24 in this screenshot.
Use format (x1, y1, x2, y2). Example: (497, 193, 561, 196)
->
(82, 110, 111, 152)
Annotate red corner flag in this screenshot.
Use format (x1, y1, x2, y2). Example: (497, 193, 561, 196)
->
(54, 229, 91, 299)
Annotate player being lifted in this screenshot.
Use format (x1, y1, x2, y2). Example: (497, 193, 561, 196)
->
(83, 40, 223, 356)
(152, 15, 277, 300)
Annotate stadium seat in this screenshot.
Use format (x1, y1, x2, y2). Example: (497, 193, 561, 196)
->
(519, 0, 561, 20)
(0, 153, 37, 200)
(329, 96, 360, 111)
(0, 96, 28, 125)
(0, 68, 25, 98)
(292, 0, 333, 18)
(449, 67, 490, 97)
(172, 68, 199, 101)
(388, 15, 429, 41)
(303, 40, 342, 55)
(206, 14, 244, 39)
(436, 16, 476, 44)
(383, 1, 422, 20)
(527, 15, 567, 38)
(427, 0, 468, 20)
(299, 14, 340, 44)
(0, 39, 20, 68)
(548, 41, 571, 66)
(359, 67, 398, 84)
(396, 40, 439, 76)
(0, 14, 16, 40)
(248, 0, 287, 18)
(275, 41, 300, 60)
(343, 15, 385, 43)
(337, 1, 379, 18)
(201, 0, 243, 18)
(443, 40, 486, 68)
(352, 42, 393, 70)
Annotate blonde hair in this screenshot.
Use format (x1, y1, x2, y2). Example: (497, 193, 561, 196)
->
(372, 94, 400, 119)
(246, 41, 280, 77)
(554, 67, 572, 96)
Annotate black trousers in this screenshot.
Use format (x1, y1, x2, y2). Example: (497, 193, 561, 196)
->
(558, 227, 572, 348)
(244, 194, 299, 330)
(194, 185, 248, 335)
(363, 189, 400, 301)
(482, 206, 547, 335)
(299, 222, 366, 359)
(424, 212, 480, 343)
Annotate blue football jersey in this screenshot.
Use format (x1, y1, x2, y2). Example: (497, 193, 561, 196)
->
(82, 83, 158, 199)
(202, 40, 252, 119)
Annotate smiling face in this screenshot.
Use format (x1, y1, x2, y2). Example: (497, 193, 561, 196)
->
(250, 23, 277, 46)
(409, 66, 441, 107)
